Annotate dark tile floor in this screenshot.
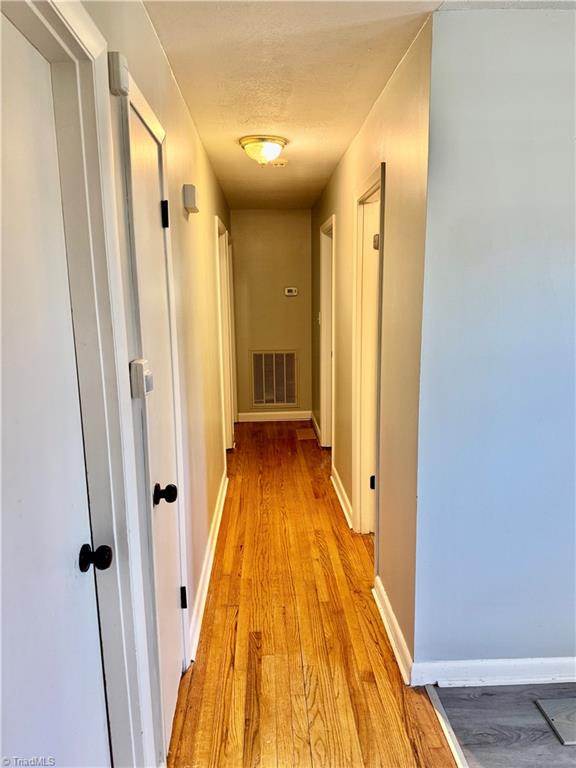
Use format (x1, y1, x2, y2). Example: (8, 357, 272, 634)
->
(435, 682, 576, 768)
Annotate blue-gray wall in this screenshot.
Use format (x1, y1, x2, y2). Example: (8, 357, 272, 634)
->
(415, 8, 576, 661)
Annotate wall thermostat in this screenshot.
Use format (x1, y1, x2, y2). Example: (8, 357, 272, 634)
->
(284, 287, 298, 297)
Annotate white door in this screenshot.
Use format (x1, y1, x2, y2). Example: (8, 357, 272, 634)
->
(129, 107, 183, 745)
(359, 200, 381, 533)
(1, 16, 111, 765)
(320, 222, 334, 447)
(228, 242, 239, 423)
(218, 228, 235, 449)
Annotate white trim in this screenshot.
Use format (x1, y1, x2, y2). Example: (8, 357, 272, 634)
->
(412, 656, 576, 688)
(238, 410, 312, 422)
(189, 472, 229, 658)
(352, 168, 382, 534)
(425, 686, 470, 768)
(330, 467, 353, 528)
(372, 576, 413, 685)
(312, 414, 322, 444)
(127, 74, 165, 144)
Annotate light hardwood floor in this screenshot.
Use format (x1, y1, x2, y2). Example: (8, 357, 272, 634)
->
(168, 421, 454, 768)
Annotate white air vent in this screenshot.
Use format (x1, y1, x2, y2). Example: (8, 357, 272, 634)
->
(252, 351, 296, 406)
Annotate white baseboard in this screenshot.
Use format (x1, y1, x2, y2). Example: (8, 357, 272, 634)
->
(311, 413, 321, 444)
(189, 471, 228, 659)
(372, 576, 413, 685)
(238, 410, 312, 422)
(330, 465, 353, 528)
(425, 685, 470, 768)
(412, 656, 576, 688)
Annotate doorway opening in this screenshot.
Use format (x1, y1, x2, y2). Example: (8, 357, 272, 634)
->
(318, 216, 335, 449)
(353, 167, 385, 536)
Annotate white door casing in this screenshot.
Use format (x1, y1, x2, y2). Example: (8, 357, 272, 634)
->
(1, 15, 110, 765)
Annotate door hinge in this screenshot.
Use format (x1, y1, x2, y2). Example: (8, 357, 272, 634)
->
(373, 234, 380, 251)
(161, 199, 169, 228)
(369, 475, 376, 490)
(180, 586, 188, 610)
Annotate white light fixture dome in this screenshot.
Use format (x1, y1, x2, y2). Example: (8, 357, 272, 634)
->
(239, 135, 288, 166)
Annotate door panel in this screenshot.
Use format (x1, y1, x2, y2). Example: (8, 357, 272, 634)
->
(219, 230, 234, 449)
(320, 226, 333, 447)
(1, 17, 110, 765)
(360, 200, 381, 533)
(128, 108, 183, 745)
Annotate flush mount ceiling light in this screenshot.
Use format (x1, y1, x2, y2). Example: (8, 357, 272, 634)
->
(239, 135, 288, 166)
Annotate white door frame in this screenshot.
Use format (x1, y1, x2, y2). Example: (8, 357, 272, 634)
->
(110, 58, 191, 756)
(215, 216, 235, 450)
(352, 167, 383, 534)
(319, 216, 336, 449)
(0, 3, 157, 765)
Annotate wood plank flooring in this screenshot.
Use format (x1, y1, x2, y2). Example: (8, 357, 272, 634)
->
(436, 683, 576, 768)
(168, 421, 455, 768)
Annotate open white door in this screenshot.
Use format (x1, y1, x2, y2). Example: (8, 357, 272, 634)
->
(2, 15, 110, 764)
(216, 220, 235, 450)
(352, 167, 387, 537)
(319, 217, 335, 448)
(358, 197, 381, 534)
(228, 241, 239, 423)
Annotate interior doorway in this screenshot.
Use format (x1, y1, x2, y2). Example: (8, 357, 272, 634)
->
(216, 218, 237, 450)
(112, 65, 189, 757)
(319, 216, 335, 448)
(353, 169, 384, 535)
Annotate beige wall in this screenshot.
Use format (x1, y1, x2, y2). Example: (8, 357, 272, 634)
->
(85, 2, 230, 622)
(311, 19, 432, 654)
(231, 210, 312, 413)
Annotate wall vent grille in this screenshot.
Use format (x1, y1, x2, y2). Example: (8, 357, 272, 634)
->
(252, 351, 297, 406)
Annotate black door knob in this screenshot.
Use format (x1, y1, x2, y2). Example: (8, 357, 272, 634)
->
(153, 483, 178, 506)
(79, 543, 113, 573)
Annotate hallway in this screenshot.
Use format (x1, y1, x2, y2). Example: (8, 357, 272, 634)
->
(168, 422, 454, 768)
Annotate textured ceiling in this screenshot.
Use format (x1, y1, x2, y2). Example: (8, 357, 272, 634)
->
(145, 1, 438, 208)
